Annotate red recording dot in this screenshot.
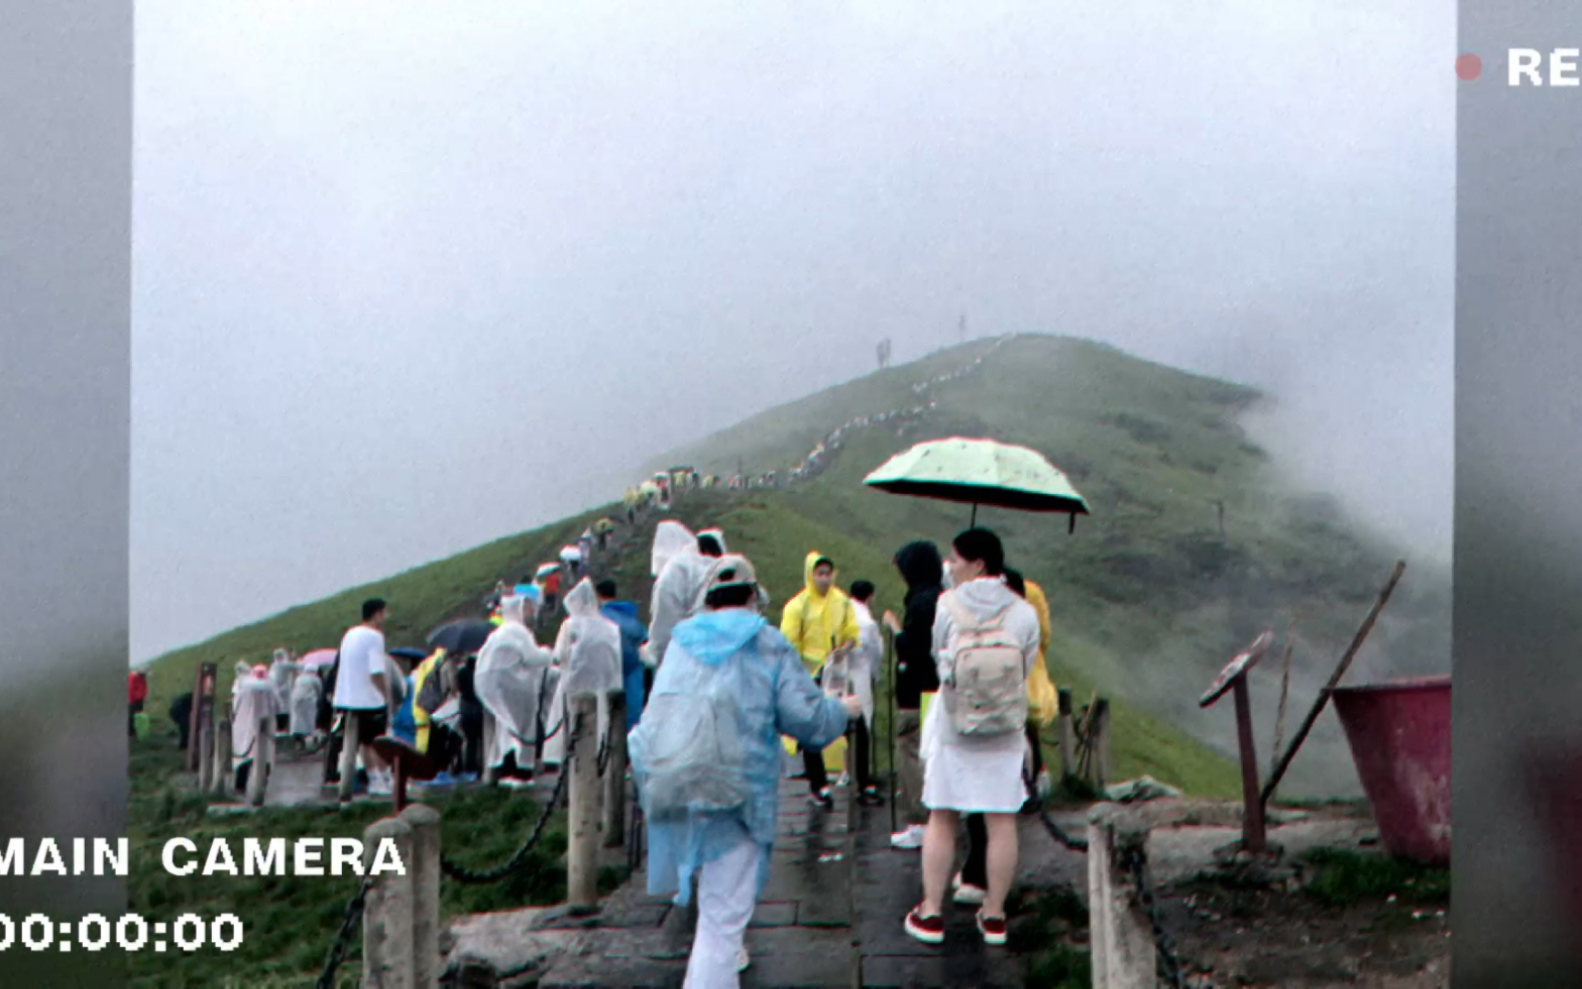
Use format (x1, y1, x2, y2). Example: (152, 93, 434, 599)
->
(1456, 53, 1482, 81)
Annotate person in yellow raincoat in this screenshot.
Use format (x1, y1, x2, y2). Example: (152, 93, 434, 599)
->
(780, 551, 862, 808)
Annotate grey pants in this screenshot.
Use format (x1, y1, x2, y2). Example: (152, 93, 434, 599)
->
(895, 709, 925, 826)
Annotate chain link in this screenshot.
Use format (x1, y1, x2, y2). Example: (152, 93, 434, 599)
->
(1023, 766, 1088, 853)
(439, 728, 578, 884)
(316, 876, 373, 989)
(1120, 844, 1186, 989)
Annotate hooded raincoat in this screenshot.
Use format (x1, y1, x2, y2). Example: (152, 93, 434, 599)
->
(643, 522, 718, 668)
(922, 577, 1041, 813)
(849, 599, 883, 728)
(268, 651, 299, 714)
(601, 598, 649, 731)
(631, 607, 848, 907)
(474, 596, 553, 774)
(892, 541, 944, 709)
(1022, 579, 1058, 727)
(231, 674, 281, 776)
(542, 580, 622, 765)
(289, 668, 322, 737)
(779, 551, 861, 677)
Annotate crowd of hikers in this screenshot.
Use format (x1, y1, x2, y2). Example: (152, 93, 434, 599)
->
(142, 331, 1051, 986)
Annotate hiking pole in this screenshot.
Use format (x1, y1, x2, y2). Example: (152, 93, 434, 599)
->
(885, 627, 897, 836)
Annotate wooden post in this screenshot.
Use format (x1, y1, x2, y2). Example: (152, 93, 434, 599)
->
(1231, 678, 1266, 853)
(602, 691, 628, 849)
(1056, 688, 1075, 780)
(338, 711, 362, 803)
(482, 714, 501, 785)
(1262, 560, 1407, 806)
(211, 720, 232, 796)
(197, 721, 214, 793)
(1090, 698, 1111, 791)
(399, 804, 443, 989)
(567, 692, 601, 914)
(362, 816, 417, 989)
(247, 712, 273, 807)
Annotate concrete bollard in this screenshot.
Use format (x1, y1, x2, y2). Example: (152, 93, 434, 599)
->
(363, 816, 417, 989)
(1056, 688, 1075, 780)
(1086, 806, 1159, 989)
(602, 691, 628, 849)
(482, 714, 500, 785)
(399, 804, 443, 989)
(566, 692, 601, 914)
(212, 720, 232, 796)
(247, 712, 273, 807)
(339, 710, 362, 803)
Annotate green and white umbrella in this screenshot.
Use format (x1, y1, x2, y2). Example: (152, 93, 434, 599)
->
(862, 436, 1090, 530)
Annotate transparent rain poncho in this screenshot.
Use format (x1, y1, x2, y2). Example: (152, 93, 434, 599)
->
(629, 607, 849, 906)
(643, 522, 723, 667)
(231, 675, 281, 772)
(474, 596, 552, 772)
(541, 579, 622, 764)
(269, 650, 299, 713)
(288, 668, 322, 736)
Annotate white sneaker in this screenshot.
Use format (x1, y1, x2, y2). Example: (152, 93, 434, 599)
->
(952, 871, 987, 905)
(737, 945, 750, 971)
(889, 824, 925, 850)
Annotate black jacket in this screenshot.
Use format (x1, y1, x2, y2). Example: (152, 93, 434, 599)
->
(893, 540, 943, 709)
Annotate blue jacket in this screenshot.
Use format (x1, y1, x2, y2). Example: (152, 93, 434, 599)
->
(601, 601, 648, 678)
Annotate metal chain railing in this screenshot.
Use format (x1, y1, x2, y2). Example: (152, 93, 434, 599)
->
(439, 727, 579, 884)
(316, 876, 373, 989)
(1119, 843, 1185, 989)
(1024, 766, 1089, 852)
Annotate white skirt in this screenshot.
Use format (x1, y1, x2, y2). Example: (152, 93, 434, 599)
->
(920, 699, 1028, 814)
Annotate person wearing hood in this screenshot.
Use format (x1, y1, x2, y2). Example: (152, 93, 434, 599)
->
(881, 540, 945, 849)
(903, 528, 1040, 948)
(629, 554, 860, 987)
(641, 521, 722, 671)
(231, 665, 281, 795)
(596, 579, 649, 732)
(541, 579, 624, 767)
(955, 566, 1058, 908)
(779, 551, 862, 808)
(846, 580, 885, 805)
(474, 595, 553, 786)
(268, 649, 299, 733)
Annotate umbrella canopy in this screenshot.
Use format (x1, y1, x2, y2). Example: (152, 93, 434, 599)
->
(426, 618, 495, 656)
(535, 563, 560, 579)
(389, 647, 429, 663)
(300, 649, 337, 670)
(863, 437, 1090, 528)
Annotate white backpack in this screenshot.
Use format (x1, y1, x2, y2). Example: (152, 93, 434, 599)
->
(941, 593, 1028, 737)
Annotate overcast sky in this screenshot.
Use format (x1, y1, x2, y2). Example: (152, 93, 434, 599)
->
(131, 1, 1454, 662)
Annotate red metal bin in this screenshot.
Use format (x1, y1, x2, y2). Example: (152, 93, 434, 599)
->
(1331, 675, 1451, 865)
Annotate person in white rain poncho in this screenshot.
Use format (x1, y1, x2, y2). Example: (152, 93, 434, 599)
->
(231, 666, 281, 793)
(845, 580, 885, 805)
(640, 521, 725, 670)
(289, 666, 323, 740)
(540, 579, 623, 768)
(474, 595, 553, 784)
(629, 554, 859, 988)
(268, 649, 298, 728)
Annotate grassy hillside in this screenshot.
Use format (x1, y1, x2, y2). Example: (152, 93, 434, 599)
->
(142, 332, 1450, 798)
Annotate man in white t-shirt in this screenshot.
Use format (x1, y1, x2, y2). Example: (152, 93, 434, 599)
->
(334, 598, 394, 795)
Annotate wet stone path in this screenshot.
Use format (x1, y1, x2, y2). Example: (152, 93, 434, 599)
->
(537, 776, 1041, 989)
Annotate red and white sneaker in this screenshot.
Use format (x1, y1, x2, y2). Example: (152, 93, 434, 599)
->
(904, 906, 945, 945)
(976, 909, 1007, 946)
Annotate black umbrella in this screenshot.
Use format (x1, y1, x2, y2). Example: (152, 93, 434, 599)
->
(389, 647, 429, 663)
(426, 619, 494, 656)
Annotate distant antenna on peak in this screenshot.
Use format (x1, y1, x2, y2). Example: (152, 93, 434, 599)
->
(958, 314, 967, 342)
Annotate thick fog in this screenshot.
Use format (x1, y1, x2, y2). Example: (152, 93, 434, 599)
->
(131, 1, 1453, 662)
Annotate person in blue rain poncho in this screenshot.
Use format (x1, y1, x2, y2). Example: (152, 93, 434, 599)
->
(629, 553, 860, 989)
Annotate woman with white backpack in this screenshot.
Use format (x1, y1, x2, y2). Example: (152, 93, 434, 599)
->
(903, 528, 1041, 948)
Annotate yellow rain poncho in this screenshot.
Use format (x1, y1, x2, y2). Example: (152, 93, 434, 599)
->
(779, 551, 861, 769)
(1023, 579, 1057, 727)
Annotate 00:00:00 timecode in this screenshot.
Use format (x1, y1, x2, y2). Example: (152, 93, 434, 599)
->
(0, 913, 243, 953)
